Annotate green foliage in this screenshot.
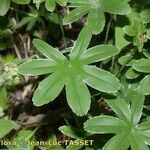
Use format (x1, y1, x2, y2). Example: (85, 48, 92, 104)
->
(64, 0, 131, 34)
(84, 91, 150, 150)
(0, 119, 16, 139)
(18, 27, 120, 116)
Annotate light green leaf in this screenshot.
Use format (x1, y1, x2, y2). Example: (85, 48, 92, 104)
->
(63, 6, 91, 25)
(84, 115, 127, 134)
(33, 71, 66, 106)
(147, 29, 150, 39)
(132, 59, 150, 73)
(55, 0, 67, 6)
(18, 59, 58, 76)
(70, 27, 92, 59)
(12, 0, 31, 4)
(45, 0, 56, 12)
(130, 91, 145, 124)
(83, 66, 120, 93)
(101, 0, 131, 15)
(136, 131, 150, 145)
(87, 9, 105, 34)
(66, 74, 91, 116)
(140, 5, 150, 23)
(105, 98, 131, 123)
(66, 143, 83, 150)
(33, 39, 66, 62)
(137, 120, 150, 131)
(118, 54, 135, 66)
(0, 0, 10, 16)
(59, 126, 86, 139)
(138, 75, 150, 95)
(130, 135, 149, 150)
(103, 132, 130, 150)
(80, 45, 119, 64)
(115, 27, 131, 50)
(123, 25, 137, 36)
(0, 87, 8, 110)
(0, 119, 16, 139)
(125, 67, 139, 79)
(67, 0, 91, 5)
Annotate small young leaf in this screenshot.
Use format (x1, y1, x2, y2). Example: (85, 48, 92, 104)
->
(0, 0, 10, 16)
(124, 25, 137, 36)
(66, 74, 91, 116)
(33, 71, 66, 106)
(18, 59, 57, 76)
(33, 39, 66, 62)
(138, 75, 150, 95)
(0, 119, 16, 139)
(132, 59, 150, 73)
(45, 0, 56, 12)
(125, 67, 139, 79)
(84, 115, 127, 134)
(80, 45, 119, 64)
(83, 66, 120, 93)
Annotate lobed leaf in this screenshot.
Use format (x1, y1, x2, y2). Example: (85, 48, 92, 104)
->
(70, 27, 92, 59)
(84, 115, 127, 134)
(83, 66, 120, 93)
(86, 9, 105, 35)
(63, 6, 91, 25)
(33, 71, 66, 106)
(66, 73, 91, 116)
(105, 98, 131, 123)
(80, 45, 119, 64)
(33, 39, 66, 62)
(102, 132, 130, 150)
(101, 0, 131, 15)
(18, 59, 58, 76)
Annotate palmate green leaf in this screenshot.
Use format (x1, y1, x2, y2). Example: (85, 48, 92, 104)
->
(33, 39, 66, 62)
(132, 59, 150, 73)
(80, 45, 119, 64)
(100, 0, 131, 15)
(138, 75, 150, 95)
(63, 6, 91, 25)
(45, 0, 56, 12)
(18, 59, 58, 76)
(66, 73, 91, 116)
(103, 132, 130, 150)
(86, 9, 105, 35)
(70, 27, 92, 59)
(84, 115, 127, 134)
(33, 71, 66, 106)
(0, 0, 10, 16)
(59, 125, 87, 139)
(137, 120, 150, 131)
(105, 98, 131, 123)
(83, 66, 120, 93)
(136, 131, 150, 145)
(12, 0, 31, 4)
(0, 119, 16, 139)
